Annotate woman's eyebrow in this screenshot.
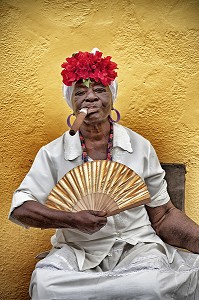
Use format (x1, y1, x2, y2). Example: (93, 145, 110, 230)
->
(93, 84, 106, 88)
(75, 84, 87, 89)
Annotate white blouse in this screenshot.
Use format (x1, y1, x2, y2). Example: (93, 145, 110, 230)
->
(9, 123, 175, 270)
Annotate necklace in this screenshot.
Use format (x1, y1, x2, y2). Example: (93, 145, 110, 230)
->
(79, 122, 113, 163)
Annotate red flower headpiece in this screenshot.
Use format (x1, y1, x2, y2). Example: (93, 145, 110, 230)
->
(61, 51, 118, 87)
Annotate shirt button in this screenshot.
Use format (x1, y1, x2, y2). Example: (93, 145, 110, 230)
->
(116, 232, 121, 237)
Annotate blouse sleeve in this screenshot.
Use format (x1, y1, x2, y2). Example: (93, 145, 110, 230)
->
(8, 146, 57, 227)
(144, 143, 170, 207)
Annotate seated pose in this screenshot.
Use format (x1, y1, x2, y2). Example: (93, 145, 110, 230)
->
(9, 49, 199, 300)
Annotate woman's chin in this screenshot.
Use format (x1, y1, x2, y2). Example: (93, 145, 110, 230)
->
(85, 115, 108, 125)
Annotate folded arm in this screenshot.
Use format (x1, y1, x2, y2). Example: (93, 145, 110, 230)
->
(146, 200, 199, 253)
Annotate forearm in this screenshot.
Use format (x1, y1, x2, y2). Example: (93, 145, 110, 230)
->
(154, 208, 199, 253)
(11, 200, 107, 233)
(11, 200, 74, 229)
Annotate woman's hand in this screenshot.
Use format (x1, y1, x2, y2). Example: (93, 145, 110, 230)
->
(68, 210, 107, 234)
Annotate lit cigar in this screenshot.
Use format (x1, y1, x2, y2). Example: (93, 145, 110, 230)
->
(69, 108, 88, 136)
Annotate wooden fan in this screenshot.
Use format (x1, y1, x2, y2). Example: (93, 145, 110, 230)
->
(46, 160, 151, 216)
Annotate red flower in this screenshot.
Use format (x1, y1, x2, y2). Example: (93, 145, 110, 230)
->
(61, 51, 118, 86)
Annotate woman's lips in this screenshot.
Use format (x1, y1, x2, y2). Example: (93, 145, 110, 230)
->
(85, 107, 99, 115)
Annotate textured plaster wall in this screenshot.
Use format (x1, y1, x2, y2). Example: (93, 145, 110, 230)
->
(1, 0, 199, 299)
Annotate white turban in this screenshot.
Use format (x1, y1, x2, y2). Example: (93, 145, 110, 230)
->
(62, 48, 118, 109)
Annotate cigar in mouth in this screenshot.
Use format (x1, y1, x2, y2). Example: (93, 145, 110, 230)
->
(69, 108, 88, 136)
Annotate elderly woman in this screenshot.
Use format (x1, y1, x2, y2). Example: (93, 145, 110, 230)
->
(9, 49, 199, 300)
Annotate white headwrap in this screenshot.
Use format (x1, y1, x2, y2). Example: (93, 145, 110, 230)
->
(62, 48, 118, 109)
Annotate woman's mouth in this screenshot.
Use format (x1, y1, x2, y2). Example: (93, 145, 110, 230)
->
(85, 106, 99, 115)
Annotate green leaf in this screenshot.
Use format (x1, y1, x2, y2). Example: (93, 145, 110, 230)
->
(83, 78, 91, 88)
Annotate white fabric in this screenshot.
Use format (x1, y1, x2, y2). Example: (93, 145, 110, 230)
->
(30, 242, 199, 300)
(9, 123, 172, 269)
(9, 123, 199, 298)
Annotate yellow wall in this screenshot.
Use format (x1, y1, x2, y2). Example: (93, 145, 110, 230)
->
(1, 0, 199, 298)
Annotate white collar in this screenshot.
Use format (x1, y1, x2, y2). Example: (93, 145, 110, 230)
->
(64, 123, 133, 161)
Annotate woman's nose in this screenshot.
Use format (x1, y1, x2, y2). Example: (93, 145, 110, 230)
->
(85, 89, 98, 102)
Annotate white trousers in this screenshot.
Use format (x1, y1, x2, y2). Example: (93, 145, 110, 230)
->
(30, 242, 199, 300)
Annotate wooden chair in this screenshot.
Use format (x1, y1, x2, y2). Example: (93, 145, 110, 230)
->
(161, 163, 186, 211)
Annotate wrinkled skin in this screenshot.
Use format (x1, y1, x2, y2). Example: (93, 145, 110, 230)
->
(64, 210, 107, 234)
(72, 80, 112, 124)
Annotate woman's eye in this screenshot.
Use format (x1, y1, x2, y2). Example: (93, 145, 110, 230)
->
(94, 88, 106, 93)
(75, 91, 86, 96)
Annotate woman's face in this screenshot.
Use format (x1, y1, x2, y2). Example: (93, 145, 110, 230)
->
(72, 80, 112, 124)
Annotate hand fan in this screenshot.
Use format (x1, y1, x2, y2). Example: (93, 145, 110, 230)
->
(46, 160, 151, 216)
